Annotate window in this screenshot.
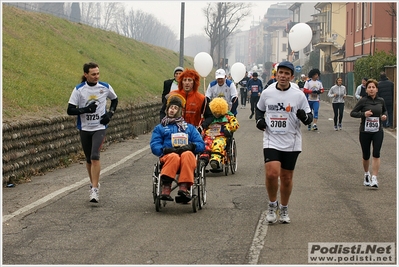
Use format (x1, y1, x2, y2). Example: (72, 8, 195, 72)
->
(364, 3, 367, 27)
(282, 43, 287, 52)
(282, 31, 287, 37)
(369, 3, 372, 25)
(356, 3, 360, 31)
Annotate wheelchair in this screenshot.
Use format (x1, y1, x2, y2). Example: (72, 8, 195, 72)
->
(152, 155, 206, 212)
(207, 135, 238, 176)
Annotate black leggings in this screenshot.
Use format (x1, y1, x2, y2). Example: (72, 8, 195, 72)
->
(332, 103, 344, 125)
(80, 130, 106, 163)
(250, 96, 260, 114)
(240, 88, 247, 106)
(359, 131, 384, 160)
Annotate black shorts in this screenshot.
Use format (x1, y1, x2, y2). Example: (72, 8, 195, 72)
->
(263, 148, 301, 170)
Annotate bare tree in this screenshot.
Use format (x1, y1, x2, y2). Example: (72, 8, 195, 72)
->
(203, 2, 252, 65)
(115, 7, 178, 51)
(385, 3, 397, 17)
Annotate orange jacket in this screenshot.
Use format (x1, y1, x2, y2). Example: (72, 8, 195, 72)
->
(170, 89, 205, 127)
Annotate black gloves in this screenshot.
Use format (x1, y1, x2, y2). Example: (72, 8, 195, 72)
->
(313, 90, 321, 94)
(197, 126, 203, 134)
(100, 112, 113, 125)
(256, 118, 267, 131)
(163, 144, 196, 155)
(80, 102, 97, 114)
(176, 143, 196, 154)
(223, 128, 232, 137)
(296, 109, 307, 123)
(163, 147, 177, 155)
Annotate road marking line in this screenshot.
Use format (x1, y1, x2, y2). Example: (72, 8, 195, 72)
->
(248, 210, 268, 264)
(3, 145, 150, 223)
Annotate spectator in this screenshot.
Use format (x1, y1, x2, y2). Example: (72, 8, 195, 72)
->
(378, 72, 394, 128)
(297, 74, 307, 91)
(355, 78, 368, 100)
(161, 66, 184, 105)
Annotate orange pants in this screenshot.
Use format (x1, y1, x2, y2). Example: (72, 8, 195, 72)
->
(160, 151, 196, 186)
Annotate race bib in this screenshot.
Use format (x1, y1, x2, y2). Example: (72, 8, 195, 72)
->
(251, 85, 259, 93)
(171, 133, 188, 147)
(364, 117, 379, 132)
(209, 124, 222, 138)
(85, 112, 101, 126)
(266, 113, 288, 134)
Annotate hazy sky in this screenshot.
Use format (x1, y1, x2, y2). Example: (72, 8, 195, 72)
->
(125, 1, 273, 37)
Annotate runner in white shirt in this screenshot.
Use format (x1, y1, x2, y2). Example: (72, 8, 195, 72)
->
(255, 61, 312, 224)
(205, 69, 238, 115)
(303, 69, 324, 131)
(67, 62, 118, 203)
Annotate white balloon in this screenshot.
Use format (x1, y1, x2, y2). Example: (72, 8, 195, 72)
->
(288, 23, 313, 51)
(230, 62, 246, 82)
(194, 52, 213, 77)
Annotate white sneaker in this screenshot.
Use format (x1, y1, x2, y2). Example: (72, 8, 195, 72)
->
(266, 202, 278, 224)
(363, 173, 370, 186)
(279, 205, 291, 224)
(90, 187, 99, 202)
(370, 175, 379, 188)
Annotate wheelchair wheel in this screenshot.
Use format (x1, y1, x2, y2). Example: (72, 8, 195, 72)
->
(192, 196, 198, 213)
(152, 163, 160, 203)
(155, 197, 162, 212)
(230, 138, 237, 174)
(197, 161, 207, 209)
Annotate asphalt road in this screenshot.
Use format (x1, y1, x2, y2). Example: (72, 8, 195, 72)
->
(2, 100, 397, 265)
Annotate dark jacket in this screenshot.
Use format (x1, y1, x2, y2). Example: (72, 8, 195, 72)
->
(161, 79, 175, 105)
(378, 77, 394, 107)
(350, 95, 387, 133)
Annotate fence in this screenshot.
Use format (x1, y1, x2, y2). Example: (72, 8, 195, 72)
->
(2, 100, 161, 184)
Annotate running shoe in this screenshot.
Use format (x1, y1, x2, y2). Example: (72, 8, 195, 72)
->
(279, 205, 291, 224)
(338, 123, 342, 130)
(308, 124, 312, 131)
(363, 173, 370, 186)
(334, 126, 338, 131)
(266, 202, 278, 224)
(370, 176, 379, 188)
(249, 113, 254, 119)
(90, 187, 99, 203)
(312, 124, 318, 131)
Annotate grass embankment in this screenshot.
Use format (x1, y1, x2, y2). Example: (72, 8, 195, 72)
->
(2, 4, 214, 122)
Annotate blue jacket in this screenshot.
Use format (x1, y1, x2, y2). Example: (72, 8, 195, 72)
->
(150, 122, 205, 157)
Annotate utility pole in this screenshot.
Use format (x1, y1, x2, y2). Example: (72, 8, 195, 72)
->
(179, 2, 185, 67)
(218, 2, 222, 68)
(223, 2, 227, 72)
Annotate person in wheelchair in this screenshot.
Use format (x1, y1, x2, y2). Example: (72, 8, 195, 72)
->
(200, 97, 239, 170)
(150, 94, 205, 202)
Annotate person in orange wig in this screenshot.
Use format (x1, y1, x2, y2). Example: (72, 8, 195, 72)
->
(160, 68, 213, 132)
